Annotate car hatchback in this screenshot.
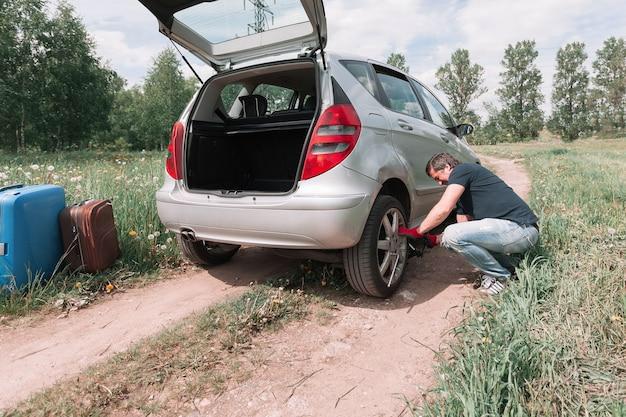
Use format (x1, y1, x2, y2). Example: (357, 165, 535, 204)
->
(139, 0, 479, 297)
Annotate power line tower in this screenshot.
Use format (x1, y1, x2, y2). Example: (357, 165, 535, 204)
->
(244, 0, 276, 34)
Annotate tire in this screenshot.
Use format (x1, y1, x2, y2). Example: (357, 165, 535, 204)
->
(177, 236, 240, 266)
(343, 195, 409, 297)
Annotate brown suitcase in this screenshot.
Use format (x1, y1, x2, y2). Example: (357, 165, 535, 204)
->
(59, 199, 121, 273)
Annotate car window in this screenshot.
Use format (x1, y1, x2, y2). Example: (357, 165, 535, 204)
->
(341, 61, 378, 98)
(252, 84, 295, 114)
(411, 80, 455, 129)
(374, 67, 425, 119)
(220, 83, 245, 112)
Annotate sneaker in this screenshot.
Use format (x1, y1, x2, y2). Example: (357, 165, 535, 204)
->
(478, 275, 507, 295)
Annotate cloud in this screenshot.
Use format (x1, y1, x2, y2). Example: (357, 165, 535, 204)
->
(325, 0, 447, 60)
(68, 0, 625, 118)
(91, 31, 160, 82)
(404, 0, 625, 116)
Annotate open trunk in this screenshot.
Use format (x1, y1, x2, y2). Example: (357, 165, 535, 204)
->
(186, 60, 318, 194)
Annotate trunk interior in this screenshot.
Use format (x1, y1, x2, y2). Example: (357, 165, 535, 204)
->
(186, 60, 318, 194)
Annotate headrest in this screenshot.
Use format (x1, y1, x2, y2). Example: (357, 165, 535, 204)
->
(239, 94, 268, 117)
(302, 95, 316, 111)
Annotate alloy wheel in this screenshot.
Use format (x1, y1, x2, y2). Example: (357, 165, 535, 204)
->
(376, 207, 407, 287)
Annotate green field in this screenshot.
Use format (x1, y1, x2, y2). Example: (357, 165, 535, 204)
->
(2, 140, 625, 416)
(0, 150, 180, 315)
(419, 139, 625, 416)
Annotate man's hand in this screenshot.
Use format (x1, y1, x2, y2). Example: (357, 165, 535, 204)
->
(398, 226, 423, 239)
(424, 234, 439, 248)
(398, 227, 439, 248)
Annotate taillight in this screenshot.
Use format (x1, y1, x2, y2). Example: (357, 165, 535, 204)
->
(166, 121, 184, 180)
(301, 104, 361, 180)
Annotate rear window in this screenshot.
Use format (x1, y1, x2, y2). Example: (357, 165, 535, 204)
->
(220, 83, 245, 111)
(174, 0, 312, 44)
(342, 61, 378, 97)
(252, 84, 295, 114)
(374, 66, 424, 119)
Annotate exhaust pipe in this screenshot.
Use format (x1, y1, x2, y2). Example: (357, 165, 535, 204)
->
(180, 229, 197, 242)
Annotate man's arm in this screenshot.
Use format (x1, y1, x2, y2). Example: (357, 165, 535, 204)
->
(418, 184, 465, 234)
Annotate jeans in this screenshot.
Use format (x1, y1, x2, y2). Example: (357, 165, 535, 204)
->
(440, 219, 539, 279)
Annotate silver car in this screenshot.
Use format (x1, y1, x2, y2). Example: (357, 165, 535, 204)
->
(140, 0, 479, 297)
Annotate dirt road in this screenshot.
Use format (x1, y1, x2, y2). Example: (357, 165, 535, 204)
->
(0, 155, 531, 413)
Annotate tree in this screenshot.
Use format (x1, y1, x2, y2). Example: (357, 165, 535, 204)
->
(549, 42, 590, 141)
(496, 40, 544, 140)
(141, 48, 195, 150)
(98, 75, 143, 149)
(386, 52, 409, 73)
(0, 0, 49, 151)
(40, 1, 116, 150)
(0, 0, 116, 152)
(435, 49, 487, 124)
(591, 37, 626, 131)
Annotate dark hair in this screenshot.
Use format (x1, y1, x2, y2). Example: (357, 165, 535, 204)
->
(425, 153, 460, 175)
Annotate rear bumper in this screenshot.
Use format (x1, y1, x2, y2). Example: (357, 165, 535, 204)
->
(156, 167, 379, 249)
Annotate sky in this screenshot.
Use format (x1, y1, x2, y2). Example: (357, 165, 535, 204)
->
(66, 0, 625, 117)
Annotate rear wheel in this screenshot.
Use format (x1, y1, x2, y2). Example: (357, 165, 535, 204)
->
(343, 195, 408, 297)
(177, 236, 240, 266)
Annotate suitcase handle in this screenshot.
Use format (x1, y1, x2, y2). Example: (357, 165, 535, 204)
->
(0, 184, 24, 193)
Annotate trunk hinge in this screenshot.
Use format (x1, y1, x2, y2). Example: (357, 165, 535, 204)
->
(217, 60, 233, 72)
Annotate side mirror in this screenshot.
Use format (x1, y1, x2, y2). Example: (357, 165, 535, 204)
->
(456, 124, 474, 137)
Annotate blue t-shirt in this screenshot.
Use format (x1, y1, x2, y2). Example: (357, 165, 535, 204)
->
(448, 163, 538, 226)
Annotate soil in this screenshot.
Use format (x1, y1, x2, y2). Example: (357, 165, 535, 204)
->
(0, 155, 531, 414)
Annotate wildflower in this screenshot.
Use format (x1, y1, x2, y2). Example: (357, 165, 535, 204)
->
(153, 176, 159, 182)
(0, 172, 7, 180)
(53, 175, 59, 180)
(610, 315, 623, 323)
(154, 231, 161, 238)
(147, 234, 155, 241)
(30, 164, 40, 171)
(47, 165, 54, 172)
(166, 237, 173, 244)
(160, 244, 167, 250)
(75, 282, 82, 289)
(607, 227, 616, 236)
(105, 283, 115, 293)
(128, 230, 138, 238)
(25, 172, 32, 178)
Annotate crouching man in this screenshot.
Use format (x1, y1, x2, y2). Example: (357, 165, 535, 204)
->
(399, 152, 539, 295)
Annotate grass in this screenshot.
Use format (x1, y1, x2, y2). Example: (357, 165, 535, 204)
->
(0, 150, 180, 316)
(3, 282, 332, 417)
(417, 138, 625, 416)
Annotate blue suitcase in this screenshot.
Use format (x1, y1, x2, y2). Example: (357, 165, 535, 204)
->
(0, 184, 66, 290)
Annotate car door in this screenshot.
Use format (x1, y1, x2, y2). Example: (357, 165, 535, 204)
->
(370, 64, 447, 217)
(138, 0, 327, 70)
(410, 80, 466, 160)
